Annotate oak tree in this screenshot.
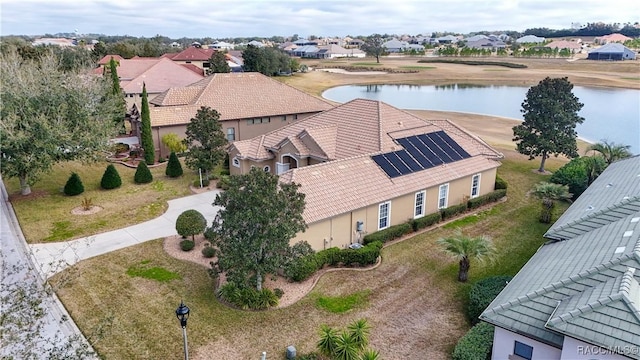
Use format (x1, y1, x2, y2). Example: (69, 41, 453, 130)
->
(361, 34, 386, 63)
(184, 106, 227, 179)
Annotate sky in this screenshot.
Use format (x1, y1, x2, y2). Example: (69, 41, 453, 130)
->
(1, 0, 637, 39)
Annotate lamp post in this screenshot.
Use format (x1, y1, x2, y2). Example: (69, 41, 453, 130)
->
(175, 301, 190, 360)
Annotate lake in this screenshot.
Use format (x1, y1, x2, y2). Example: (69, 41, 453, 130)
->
(322, 84, 640, 154)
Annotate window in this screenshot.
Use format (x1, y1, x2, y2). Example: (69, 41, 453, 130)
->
(414, 191, 426, 218)
(438, 184, 449, 209)
(471, 174, 481, 198)
(378, 202, 391, 230)
(263, 165, 271, 172)
(513, 341, 533, 360)
(247, 119, 254, 125)
(232, 157, 240, 168)
(282, 115, 287, 121)
(293, 114, 298, 120)
(226, 127, 235, 141)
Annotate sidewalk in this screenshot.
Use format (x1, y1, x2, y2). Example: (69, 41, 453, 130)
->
(30, 190, 222, 279)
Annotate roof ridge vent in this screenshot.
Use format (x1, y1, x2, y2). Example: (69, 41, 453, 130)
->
(620, 268, 639, 313)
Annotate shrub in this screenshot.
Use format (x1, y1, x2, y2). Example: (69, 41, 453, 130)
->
(201, 246, 216, 258)
(285, 254, 320, 282)
(468, 189, 507, 210)
(193, 178, 210, 187)
(217, 282, 278, 310)
(216, 175, 231, 190)
(411, 212, 441, 231)
(176, 209, 207, 241)
(494, 175, 508, 190)
(468, 275, 512, 325)
(362, 223, 413, 244)
(274, 288, 284, 299)
(440, 203, 468, 220)
(134, 161, 153, 184)
(111, 142, 130, 154)
(165, 151, 183, 178)
(63, 172, 84, 196)
(220, 169, 230, 176)
(452, 322, 494, 360)
(101, 164, 122, 190)
(418, 59, 527, 68)
(549, 156, 604, 199)
(180, 240, 195, 251)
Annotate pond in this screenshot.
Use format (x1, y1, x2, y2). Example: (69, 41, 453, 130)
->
(322, 84, 640, 154)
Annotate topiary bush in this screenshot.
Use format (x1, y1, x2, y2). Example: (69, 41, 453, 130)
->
(362, 222, 413, 244)
(411, 212, 442, 231)
(180, 239, 195, 251)
(468, 275, 512, 325)
(63, 172, 84, 196)
(165, 151, 183, 178)
(176, 209, 207, 241)
(101, 164, 122, 190)
(440, 203, 468, 220)
(494, 175, 508, 190)
(468, 189, 507, 210)
(201, 246, 216, 258)
(134, 161, 153, 184)
(452, 322, 494, 360)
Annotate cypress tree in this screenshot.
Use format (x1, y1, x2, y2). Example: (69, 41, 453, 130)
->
(63, 172, 84, 196)
(101, 164, 122, 190)
(134, 161, 153, 184)
(165, 152, 183, 178)
(140, 83, 155, 165)
(108, 57, 126, 133)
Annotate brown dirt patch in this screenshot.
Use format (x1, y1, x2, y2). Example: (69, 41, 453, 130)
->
(8, 190, 49, 202)
(70, 206, 103, 215)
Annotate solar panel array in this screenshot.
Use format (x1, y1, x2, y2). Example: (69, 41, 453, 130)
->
(372, 131, 471, 178)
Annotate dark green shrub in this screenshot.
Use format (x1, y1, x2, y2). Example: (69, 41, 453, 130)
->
(176, 209, 207, 241)
(550, 156, 604, 199)
(193, 178, 210, 187)
(216, 175, 231, 190)
(201, 246, 216, 258)
(316, 247, 342, 266)
(468, 275, 512, 325)
(217, 282, 278, 310)
(180, 240, 195, 251)
(452, 322, 494, 360)
(111, 142, 130, 154)
(494, 175, 508, 190)
(285, 254, 320, 282)
(411, 212, 442, 231)
(223, 153, 230, 170)
(204, 226, 216, 241)
(440, 203, 468, 220)
(220, 169, 230, 176)
(362, 222, 412, 244)
(274, 288, 284, 299)
(134, 161, 153, 184)
(101, 164, 122, 190)
(165, 152, 183, 178)
(418, 59, 527, 68)
(158, 157, 167, 163)
(63, 172, 84, 196)
(468, 189, 507, 210)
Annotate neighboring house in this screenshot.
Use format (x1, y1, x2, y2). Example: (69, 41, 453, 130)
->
(437, 35, 459, 44)
(595, 33, 633, 44)
(247, 40, 265, 47)
(466, 38, 507, 50)
(293, 38, 319, 46)
(209, 41, 235, 50)
(229, 98, 503, 250)
(144, 72, 333, 159)
(96, 56, 205, 109)
(346, 38, 364, 48)
(545, 40, 582, 52)
(383, 39, 409, 52)
(480, 156, 640, 360)
(516, 35, 546, 44)
(465, 34, 489, 42)
(313, 44, 366, 59)
(588, 43, 637, 60)
(32, 38, 76, 47)
(291, 45, 319, 57)
(170, 46, 216, 70)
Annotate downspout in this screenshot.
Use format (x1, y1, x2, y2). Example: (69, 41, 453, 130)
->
(156, 127, 162, 159)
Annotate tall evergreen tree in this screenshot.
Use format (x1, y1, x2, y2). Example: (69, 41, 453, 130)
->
(107, 57, 126, 133)
(140, 83, 155, 165)
(512, 77, 584, 173)
(101, 164, 122, 190)
(206, 51, 231, 75)
(165, 152, 183, 178)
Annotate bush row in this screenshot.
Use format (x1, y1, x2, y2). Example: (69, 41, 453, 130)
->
(417, 59, 527, 68)
(317, 65, 419, 73)
(217, 282, 278, 310)
(467, 275, 512, 325)
(452, 322, 494, 360)
(362, 189, 507, 246)
(284, 241, 383, 282)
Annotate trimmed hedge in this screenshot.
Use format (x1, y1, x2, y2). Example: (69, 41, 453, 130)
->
(452, 322, 494, 360)
(100, 164, 122, 190)
(134, 161, 153, 184)
(468, 275, 512, 325)
(440, 203, 468, 221)
(411, 212, 442, 232)
(418, 59, 527, 68)
(201, 246, 216, 258)
(63, 172, 84, 196)
(468, 189, 507, 210)
(494, 175, 508, 190)
(362, 223, 412, 245)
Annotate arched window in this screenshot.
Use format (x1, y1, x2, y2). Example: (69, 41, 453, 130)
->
(232, 157, 240, 168)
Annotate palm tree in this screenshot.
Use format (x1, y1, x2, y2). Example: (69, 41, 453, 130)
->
(437, 230, 494, 282)
(532, 182, 572, 223)
(586, 140, 632, 165)
(582, 155, 606, 185)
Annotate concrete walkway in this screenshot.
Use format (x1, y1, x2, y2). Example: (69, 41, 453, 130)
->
(30, 190, 222, 279)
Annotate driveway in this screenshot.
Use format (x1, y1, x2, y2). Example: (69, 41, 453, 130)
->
(30, 190, 222, 279)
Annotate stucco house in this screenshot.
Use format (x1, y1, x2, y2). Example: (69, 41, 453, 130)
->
(229, 98, 503, 250)
(595, 33, 633, 44)
(143, 72, 333, 159)
(516, 35, 546, 44)
(588, 43, 636, 61)
(170, 46, 216, 70)
(480, 156, 640, 360)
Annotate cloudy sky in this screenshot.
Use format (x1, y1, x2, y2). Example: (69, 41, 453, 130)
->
(1, 0, 637, 38)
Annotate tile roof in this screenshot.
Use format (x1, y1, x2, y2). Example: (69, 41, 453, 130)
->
(589, 43, 633, 54)
(545, 40, 582, 50)
(118, 58, 205, 94)
(98, 54, 124, 65)
(171, 47, 215, 61)
(149, 73, 333, 126)
(481, 156, 640, 356)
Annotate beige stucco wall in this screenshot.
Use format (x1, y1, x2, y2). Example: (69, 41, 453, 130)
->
(291, 167, 499, 251)
(125, 92, 162, 111)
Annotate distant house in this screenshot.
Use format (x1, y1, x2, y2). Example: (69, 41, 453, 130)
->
(291, 45, 319, 57)
(145, 72, 333, 159)
(516, 35, 546, 44)
(314, 44, 366, 59)
(209, 41, 235, 50)
(382, 39, 409, 53)
(346, 38, 364, 48)
(595, 33, 633, 44)
(247, 40, 265, 48)
(466, 38, 507, 50)
(465, 34, 489, 42)
(588, 43, 636, 60)
(170, 46, 215, 71)
(229, 98, 503, 250)
(436, 35, 459, 44)
(480, 155, 640, 360)
(32, 38, 76, 47)
(545, 40, 582, 52)
(293, 38, 319, 46)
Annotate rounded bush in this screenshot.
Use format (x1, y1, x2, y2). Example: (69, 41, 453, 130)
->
(165, 152, 183, 178)
(201, 246, 216, 258)
(494, 175, 508, 190)
(134, 161, 153, 184)
(193, 178, 210, 187)
(274, 288, 284, 299)
(64, 172, 84, 196)
(180, 240, 195, 251)
(101, 164, 122, 190)
(467, 275, 512, 324)
(176, 209, 207, 241)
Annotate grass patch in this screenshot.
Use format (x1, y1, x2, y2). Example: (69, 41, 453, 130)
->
(620, 76, 640, 80)
(443, 207, 499, 229)
(315, 290, 371, 313)
(44, 221, 79, 242)
(483, 68, 510, 71)
(352, 62, 383, 66)
(126, 262, 182, 282)
(399, 65, 436, 70)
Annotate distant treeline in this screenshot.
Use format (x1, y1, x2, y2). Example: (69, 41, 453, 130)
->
(523, 22, 640, 38)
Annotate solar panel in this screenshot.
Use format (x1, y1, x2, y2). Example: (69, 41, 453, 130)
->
(397, 137, 436, 169)
(438, 131, 471, 159)
(424, 133, 456, 162)
(386, 151, 412, 175)
(417, 134, 447, 165)
(372, 154, 402, 178)
(395, 150, 423, 172)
